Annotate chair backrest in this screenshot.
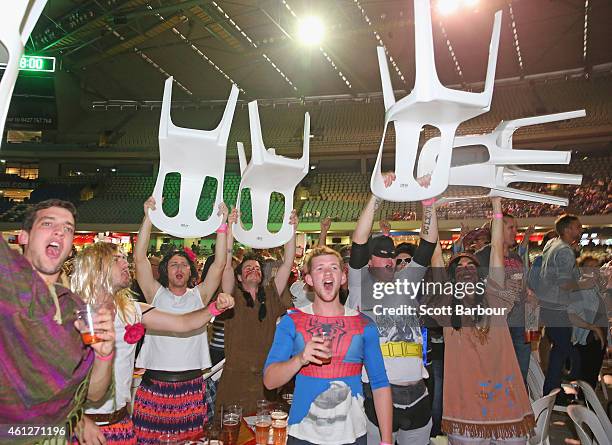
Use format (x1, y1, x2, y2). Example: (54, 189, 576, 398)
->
(575, 380, 612, 440)
(527, 351, 545, 402)
(567, 404, 611, 445)
(370, 0, 501, 202)
(416, 110, 585, 205)
(149, 76, 239, 238)
(0, 0, 47, 143)
(233, 101, 309, 249)
(529, 388, 560, 445)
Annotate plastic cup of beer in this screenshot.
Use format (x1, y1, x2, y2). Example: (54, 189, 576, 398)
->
(271, 418, 287, 445)
(315, 332, 334, 365)
(222, 404, 242, 445)
(270, 409, 287, 445)
(255, 413, 272, 445)
(271, 408, 288, 443)
(256, 399, 270, 415)
(76, 304, 104, 345)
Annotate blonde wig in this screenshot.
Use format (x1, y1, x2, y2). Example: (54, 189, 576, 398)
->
(71, 242, 137, 324)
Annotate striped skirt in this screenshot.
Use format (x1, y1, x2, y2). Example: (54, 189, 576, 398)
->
(132, 375, 210, 445)
(72, 416, 136, 445)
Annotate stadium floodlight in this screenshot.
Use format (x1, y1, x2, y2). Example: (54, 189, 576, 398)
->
(436, 0, 460, 15)
(298, 16, 325, 46)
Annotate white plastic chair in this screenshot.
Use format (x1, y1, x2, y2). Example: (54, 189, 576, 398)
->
(529, 388, 560, 445)
(370, 0, 502, 201)
(419, 111, 585, 205)
(574, 380, 612, 440)
(567, 404, 611, 445)
(0, 0, 47, 142)
(202, 358, 224, 382)
(233, 100, 309, 249)
(527, 351, 567, 413)
(528, 351, 545, 402)
(149, 76, 239, 238)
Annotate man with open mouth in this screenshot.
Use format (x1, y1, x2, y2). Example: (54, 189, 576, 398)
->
(264, 246, 393, 445)
(131, 196, 230, 443)
(0, 199, 116, 444)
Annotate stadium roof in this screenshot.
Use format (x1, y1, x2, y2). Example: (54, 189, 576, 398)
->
(27, 0, 612, 102)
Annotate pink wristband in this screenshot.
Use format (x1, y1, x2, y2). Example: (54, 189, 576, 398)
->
(380, 442, 393, 445)
(421, 198, 436, 206)
(493, 212, 503, 219)
(216, 223, 228, 234)
(208, 302, 223, 317)
(95, 351, 114, 361)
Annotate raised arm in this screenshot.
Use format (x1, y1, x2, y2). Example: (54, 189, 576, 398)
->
(139, 293, 234, 332)
(489, 197, 505, 288)
(274, 210, 298, 296)
(453, 223, 469, 254)
(221, 207, 238, 294)
(197, 203, 229, 305)
(318, 217, 331, 247)
(135, 197, 161, 303)
(352, 173, 395, 244)
(419, 176, 438, 245)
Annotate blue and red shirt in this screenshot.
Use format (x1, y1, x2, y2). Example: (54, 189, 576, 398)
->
(264, 305, 389, 444)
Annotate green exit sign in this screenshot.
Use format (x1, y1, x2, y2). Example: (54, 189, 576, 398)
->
(19, 55, 56, 72)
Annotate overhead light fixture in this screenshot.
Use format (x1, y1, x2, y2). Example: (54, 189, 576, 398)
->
(298, 16, 325, 46)
(437, 0, 460, 15)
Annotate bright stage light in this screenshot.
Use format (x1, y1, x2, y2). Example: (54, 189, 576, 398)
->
(437, 0, 460, 16)
(298, 16, 325, 45)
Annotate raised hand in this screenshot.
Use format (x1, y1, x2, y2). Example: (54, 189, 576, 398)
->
(144, 196, 156, 216)
(382, 172, 396, 188)
(379, 219, 391, 236)
(289, 209, 299, 228)
(215, 292, 235, 311)
(416, 174, 432, 188)
(218, 202, 229, 222)
(320, 217, 332, 232)
(228, 207, 239, 225)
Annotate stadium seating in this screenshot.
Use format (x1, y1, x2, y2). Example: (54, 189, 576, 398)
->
(1, 149, 608, 225)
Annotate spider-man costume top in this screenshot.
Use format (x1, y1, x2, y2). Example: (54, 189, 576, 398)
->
(265, 305, 389, 445)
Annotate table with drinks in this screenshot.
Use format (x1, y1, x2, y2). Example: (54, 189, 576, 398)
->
(167, 398, 291, 445)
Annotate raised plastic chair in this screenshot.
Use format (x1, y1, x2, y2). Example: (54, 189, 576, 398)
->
(567, 404, 611, 445)
(529, 388, 560, 445)
(574, 380, 612, 440)
(149, 76, 239, 238)
(0, 0, 47, 141)
(233, 101, 309, 249)
(419, 111, 585, 205)
(371, 0, 502, 201)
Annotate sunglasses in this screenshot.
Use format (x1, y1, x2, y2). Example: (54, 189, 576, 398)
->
(396, 257, 412, 266)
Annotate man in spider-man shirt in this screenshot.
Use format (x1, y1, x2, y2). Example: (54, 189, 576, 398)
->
(264, 246, 393, 445)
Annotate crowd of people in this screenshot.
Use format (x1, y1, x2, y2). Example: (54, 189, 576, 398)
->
(0, 172, 610, 445)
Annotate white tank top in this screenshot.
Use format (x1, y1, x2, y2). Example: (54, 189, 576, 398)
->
(87, 302, 142, 415)
(136, 286, 211, 371)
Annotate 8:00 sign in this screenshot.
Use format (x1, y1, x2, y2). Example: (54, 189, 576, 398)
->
(18, 55, 56, 72)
